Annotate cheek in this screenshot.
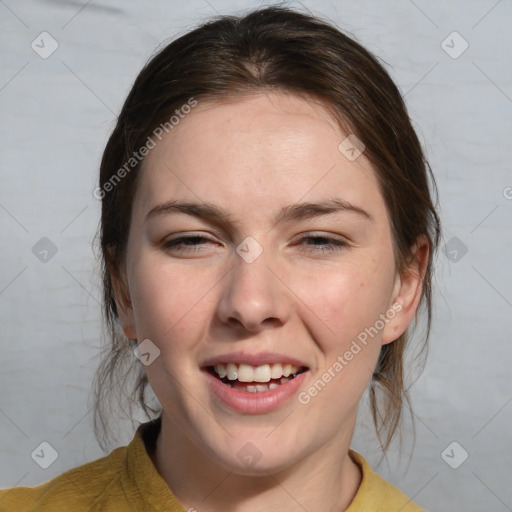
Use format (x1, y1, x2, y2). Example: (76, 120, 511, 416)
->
(320, 261, 391, 326)
(127, 254, 214, 350)
(305, 255, 395, 361)
(302, 266, 388, 411)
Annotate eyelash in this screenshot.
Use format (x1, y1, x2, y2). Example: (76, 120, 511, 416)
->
(163, 233, 347, 254)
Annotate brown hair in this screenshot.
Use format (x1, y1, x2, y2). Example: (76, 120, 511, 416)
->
(92, 5, 441, 452)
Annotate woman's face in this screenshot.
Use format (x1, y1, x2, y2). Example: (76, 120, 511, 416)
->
(114, 91, 425, 473)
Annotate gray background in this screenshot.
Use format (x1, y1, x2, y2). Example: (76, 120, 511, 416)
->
(1, 1, 511, 510)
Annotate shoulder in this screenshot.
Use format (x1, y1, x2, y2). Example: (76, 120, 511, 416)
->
(347, 450, 425, 512)
(0, 418, 173, 512)
(0, 445, 128, 512)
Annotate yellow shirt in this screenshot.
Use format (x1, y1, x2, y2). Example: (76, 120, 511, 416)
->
(0, 417, 423, 511)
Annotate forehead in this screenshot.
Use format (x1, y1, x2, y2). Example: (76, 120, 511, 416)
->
(134, 92, 386, 224)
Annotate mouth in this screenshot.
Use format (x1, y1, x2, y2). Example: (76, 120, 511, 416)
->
(206, 362, 308, 393)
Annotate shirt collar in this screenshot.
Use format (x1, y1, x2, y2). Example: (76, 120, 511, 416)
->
(123, 416, 419, 511)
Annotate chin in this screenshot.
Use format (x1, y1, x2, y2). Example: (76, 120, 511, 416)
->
(218, 449, 300, 476)
(198, 432, 305, 476)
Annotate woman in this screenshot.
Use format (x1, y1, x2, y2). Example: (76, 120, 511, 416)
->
(0, 6, 440, 511)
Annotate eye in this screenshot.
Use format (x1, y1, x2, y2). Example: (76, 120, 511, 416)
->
(162, 232, 347, 255)
(163, 234, 218, 253)
(296, 233, 347, 254)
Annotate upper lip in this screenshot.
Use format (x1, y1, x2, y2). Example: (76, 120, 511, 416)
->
(201, 352, 309, 369)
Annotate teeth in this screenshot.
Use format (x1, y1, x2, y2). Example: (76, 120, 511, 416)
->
(233, 383, 271, 393)
(253, 364, 271, 382)
(237, 364, 254, 382)
(282, 364, 293, 377)
(213, 362, 302, 382)
(270, 363, 283, 379)
(229, 377, 294, 393)
(215, 364, 227, 378)
(226, 363, 238, 381)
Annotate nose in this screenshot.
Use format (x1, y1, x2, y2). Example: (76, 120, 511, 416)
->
(216, 244, 291, 333)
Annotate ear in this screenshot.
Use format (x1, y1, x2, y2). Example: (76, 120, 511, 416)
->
(109, 262, 137, 340)
(382, 235, 430, 345)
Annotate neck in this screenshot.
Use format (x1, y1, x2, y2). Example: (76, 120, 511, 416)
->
(150, 413, 362, 512)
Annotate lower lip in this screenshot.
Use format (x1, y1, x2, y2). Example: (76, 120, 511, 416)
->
(204, 369, 308, 414)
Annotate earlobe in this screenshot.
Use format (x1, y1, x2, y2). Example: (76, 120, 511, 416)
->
(110, 264, 138, 340)
(381, 235, 430, 345)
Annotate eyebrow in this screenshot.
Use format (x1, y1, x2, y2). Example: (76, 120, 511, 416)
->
(145, 197, 373, 228)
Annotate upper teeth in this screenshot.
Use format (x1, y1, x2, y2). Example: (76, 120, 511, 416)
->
(214, 363, 301, 382)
